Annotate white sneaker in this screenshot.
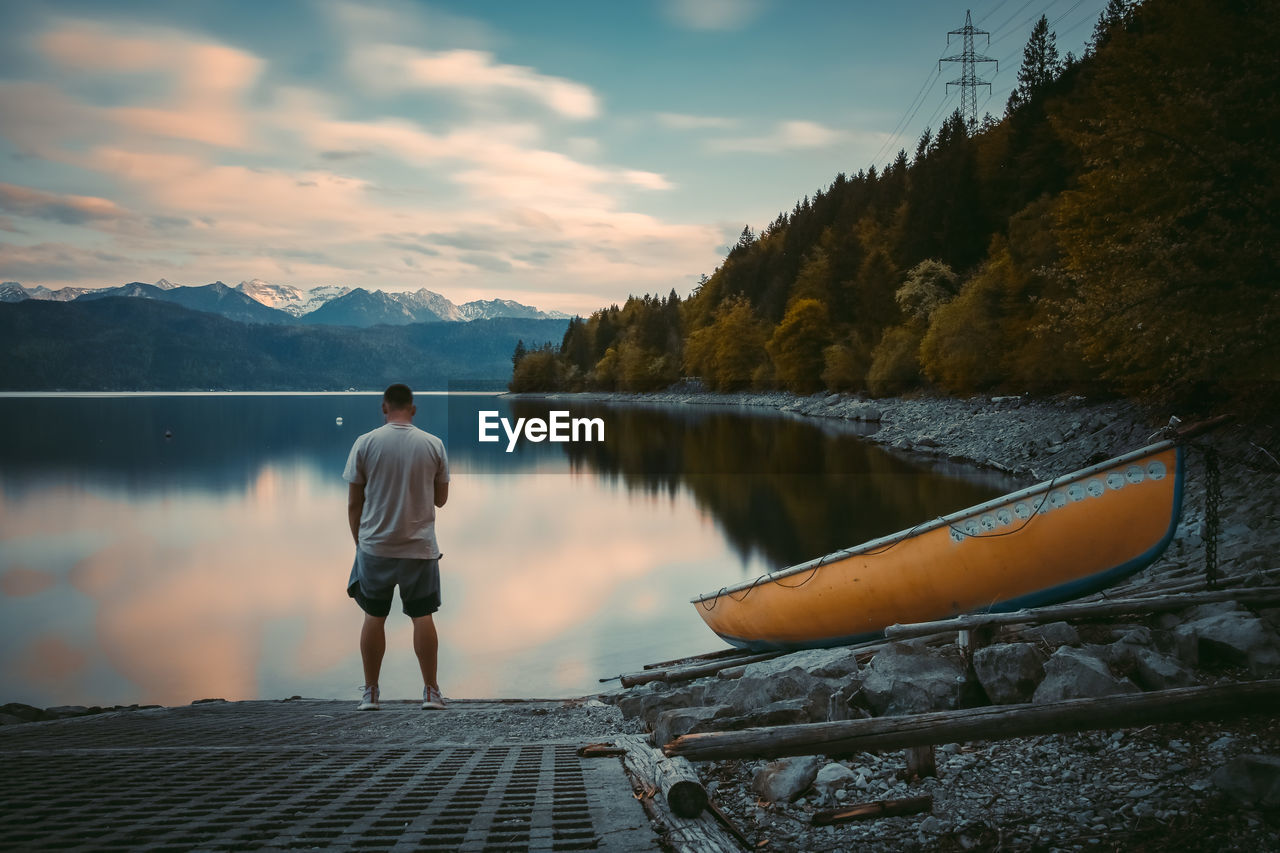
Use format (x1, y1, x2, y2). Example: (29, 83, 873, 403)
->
(422, 685, 446, 710)
(358, 685, 380, 711)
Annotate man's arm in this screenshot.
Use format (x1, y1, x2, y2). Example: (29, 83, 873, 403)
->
(434, 480, 449, 508)
(348, 482, 366, 545)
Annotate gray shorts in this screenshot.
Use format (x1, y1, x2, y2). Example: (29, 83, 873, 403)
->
(347, 550, 441, 618)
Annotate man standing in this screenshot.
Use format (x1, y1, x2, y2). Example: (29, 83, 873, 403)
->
(344, 384, 450, 711)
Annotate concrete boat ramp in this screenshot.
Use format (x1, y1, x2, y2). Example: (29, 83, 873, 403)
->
(0, 698, 660, 852)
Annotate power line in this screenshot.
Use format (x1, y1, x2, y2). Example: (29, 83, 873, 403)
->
(987, 0, 1043, 42)
(974, 0, 1012, 27)
(1055, 6, 1100, 43)
(989, 0, 1072, 48)
(1048, 0, 1089, 30)
(869, 64, 944, 166)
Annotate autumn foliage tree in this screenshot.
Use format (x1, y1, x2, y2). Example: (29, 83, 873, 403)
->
(767, 298, 831, 394)
(1049, 0, 1280, 408)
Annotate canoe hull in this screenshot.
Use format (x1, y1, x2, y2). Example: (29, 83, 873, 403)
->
(694, 444, 1185, 652)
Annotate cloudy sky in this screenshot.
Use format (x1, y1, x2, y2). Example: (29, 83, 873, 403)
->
(0, 0, 1109, 314)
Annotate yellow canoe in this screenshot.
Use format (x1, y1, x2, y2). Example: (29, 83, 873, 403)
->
(693, 432, 1193, 651)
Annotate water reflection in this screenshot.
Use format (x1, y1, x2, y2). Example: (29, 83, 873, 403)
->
(508, 399, 1016, 568)
(0, 394, 1020, 707)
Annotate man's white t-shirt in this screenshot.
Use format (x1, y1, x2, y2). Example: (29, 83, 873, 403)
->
(344, 422, 450, 559)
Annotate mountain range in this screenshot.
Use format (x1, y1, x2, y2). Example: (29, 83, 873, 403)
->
(0, 296, 568, 391)
(0, 279, 570, 328)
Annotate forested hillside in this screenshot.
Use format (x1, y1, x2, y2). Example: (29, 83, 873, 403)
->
(513, 0, 1278, 414)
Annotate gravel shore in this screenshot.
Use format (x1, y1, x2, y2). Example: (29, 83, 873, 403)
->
(566, 389, 1280, 852)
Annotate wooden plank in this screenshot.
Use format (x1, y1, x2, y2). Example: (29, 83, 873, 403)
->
(664, 679, 1280, 762)
(812, 795, 933, 826)
(705, 799, 752, 848)
(619, 652, 783, 688)
(904, 745, 936, 779)
(884, 587, 1280, 641)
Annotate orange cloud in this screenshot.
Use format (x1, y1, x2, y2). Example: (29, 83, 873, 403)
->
(40, 20, 264, 148)
(19, 635, 89, 684)
(0, 182, 134, 226)
(348, 44, 599, 119)
(0, 567, 58, 597)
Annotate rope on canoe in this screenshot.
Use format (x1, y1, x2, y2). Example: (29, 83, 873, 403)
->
(942, 476, 1057, 541)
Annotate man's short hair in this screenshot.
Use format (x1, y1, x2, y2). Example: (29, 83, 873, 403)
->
(383, 383, 414, 410)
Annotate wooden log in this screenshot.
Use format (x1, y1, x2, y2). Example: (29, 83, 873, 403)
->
(812, 795, 933, 826)
(1172, 412, 1234, 441)
(619, 652, 782, 688)
(664, 679, 1280, 762)
(617, 634, 948, 688)
(1119, 568, 1280, 600)
(618, 735, 711, 818)
(643, 647, 747, 670)
(658, 755, 708, 818)
(616, 735, 739, 852)
(884, 587, 1280, 641)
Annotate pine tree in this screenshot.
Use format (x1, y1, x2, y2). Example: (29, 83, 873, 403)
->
(1007, 15, 1063, 113)
(1088, 0, 1130, 55)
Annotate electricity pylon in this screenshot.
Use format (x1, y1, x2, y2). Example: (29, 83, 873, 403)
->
(940, 9, 997, 127)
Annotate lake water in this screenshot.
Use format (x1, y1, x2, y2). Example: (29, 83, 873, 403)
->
(0, 393, 1021, 707)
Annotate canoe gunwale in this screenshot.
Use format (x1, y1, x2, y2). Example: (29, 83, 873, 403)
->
(691, 436, 1182, 604)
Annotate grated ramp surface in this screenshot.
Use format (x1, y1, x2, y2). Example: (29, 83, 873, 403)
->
(0, 700, 657, 852)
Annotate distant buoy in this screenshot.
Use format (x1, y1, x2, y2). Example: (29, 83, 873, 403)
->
(164, 429, 173, 440)
(335, 417, 344, 425)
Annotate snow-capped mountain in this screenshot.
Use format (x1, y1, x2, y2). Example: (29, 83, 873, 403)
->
(234, 280, 567, 323)
(75, 282, 164, 301)
(235, 280, 353, 317)
(2, 277, 570, 325)
(300, 288, 422, 327)
(74, 281, 293, 324)
(236, 278, 300, 308)
(11, 283, 98, 302)
(0, 282, 27, 303)
(392, 288, 463, 322)
(459, 298, 570, 321)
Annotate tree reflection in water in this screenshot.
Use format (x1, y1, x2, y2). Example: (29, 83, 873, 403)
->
(510, 399, 1021, 573)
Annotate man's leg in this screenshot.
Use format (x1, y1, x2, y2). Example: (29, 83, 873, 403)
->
(360, 613, 387, 688)
(411, 613, 438, 688)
